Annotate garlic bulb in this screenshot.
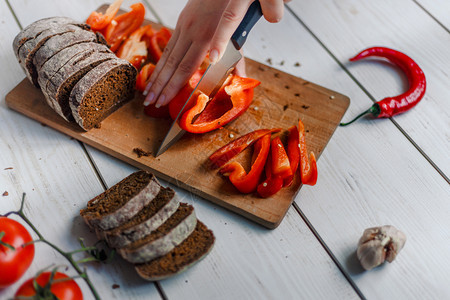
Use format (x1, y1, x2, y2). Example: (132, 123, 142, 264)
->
(356, 225, 406, 270)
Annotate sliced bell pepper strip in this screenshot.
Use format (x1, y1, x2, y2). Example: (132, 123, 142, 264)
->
(271, 136, 292, 179)
(283, 125, 300, 187)
(257, 147, 284, 198)
(103, 3, 145, 52)
(219, 134, 271, 194)
(86, 0, 123, 31)
(116, 24, 155, 69)
(148, 27, 172, 63)
(298, 120, 318, 186)
(209, 128, 281, 169)
(178, 75, 260, 133)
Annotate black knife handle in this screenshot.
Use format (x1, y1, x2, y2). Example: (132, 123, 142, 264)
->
(231, 1, 263, 50)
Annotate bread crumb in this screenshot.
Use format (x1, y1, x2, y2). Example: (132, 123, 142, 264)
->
(2, 191, 8, 196)
(294, 62, 301, 67)
(283, 104, 289, 111)
(301, 105, 310, 110)
(112, 284, 120, 289)
(4, 167, 13, 170)
(133, 148, 152, 158)
(266, 58, 272, 65)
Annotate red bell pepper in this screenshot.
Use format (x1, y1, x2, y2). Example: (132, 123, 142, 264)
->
(116, 24, 155, 69)
(102, 3, 145, 52)
(283, 125, 300, 187)
(219, 134, 271, 194)
(298, 120, 318, 185)
(177, 75, 260, 133)
(209, 128, 281, 169)
(271, 136, 292, 179)
(256, 148, 284, 198)
(86, 0, 123, 31)
(148, 27, 172, 63)
(168, 69, 205, 119)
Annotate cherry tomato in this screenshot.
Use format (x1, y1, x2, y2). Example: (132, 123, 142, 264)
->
(0, 217, 35, 288)
(15, 272, 83, 300)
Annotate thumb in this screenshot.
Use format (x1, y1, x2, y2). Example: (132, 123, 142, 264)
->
(209, 0, 253, 64)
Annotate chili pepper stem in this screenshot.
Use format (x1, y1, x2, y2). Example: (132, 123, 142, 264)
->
(3, 193, 101, 300)
(340, 104, 380, 126)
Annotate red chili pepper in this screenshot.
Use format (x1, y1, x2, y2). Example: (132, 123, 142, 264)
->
(177, 75, 260, 133)
(209, 128, 281, 169)
(102, 3, 145, 52)
(219, 134, 271, 194)
(86, 0, 123, 31)
(116, 24, 155, 69)
(256, 150, 284, 198)
(341, 47, 426, 126)
(148, 27, 172, 63)
(298, 120, 317, 186)
(283, 125, 300, 187)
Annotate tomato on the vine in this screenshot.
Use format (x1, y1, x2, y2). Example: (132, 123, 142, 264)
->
(15, 271, 83, 300)
(0, 217, 35, 288)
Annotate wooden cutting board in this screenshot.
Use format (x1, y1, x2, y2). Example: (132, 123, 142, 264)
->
(5, 8, 349, 229)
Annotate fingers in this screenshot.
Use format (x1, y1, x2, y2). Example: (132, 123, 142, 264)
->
(260, 0, 285, 23)
(209, 0, 253, 64)
(154, 44, 209, 107)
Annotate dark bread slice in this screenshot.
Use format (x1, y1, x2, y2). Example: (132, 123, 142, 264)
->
(80, 171, 161, 231)
(38, 43, 106, 110)
(33, 29, 107, 73)
(135, 221, 215, 281)
(69, 59, 137, 130)
(18, 23, 90, 87)
(100, 187, 180, 248)
(44, 46, 116, 121)
(118, 203, 197, 263)
(13, 17, 80, 61)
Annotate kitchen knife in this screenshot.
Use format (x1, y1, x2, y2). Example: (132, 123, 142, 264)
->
(155, 0, 263, 157)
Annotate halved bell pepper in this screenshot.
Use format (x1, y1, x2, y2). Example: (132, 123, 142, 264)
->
(116, 24, 155, 69)
(283, 125, 300, 187)
(176, 75, 260, 134)
(298, 120, 318, 185)
(219, 134, 271, 194)
(86, 0, 123, 31)
(102, 2, 145, 52)
(148, 27, 172, 63)
(208, 128, 281, 169)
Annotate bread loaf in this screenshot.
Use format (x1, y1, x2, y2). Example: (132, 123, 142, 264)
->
(69, 59, 137, 130)
(80, 171, 161, 231)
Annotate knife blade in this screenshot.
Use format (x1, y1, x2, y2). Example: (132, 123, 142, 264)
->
(155, 1, 263, 157)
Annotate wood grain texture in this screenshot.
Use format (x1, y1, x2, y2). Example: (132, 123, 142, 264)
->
(5, 58, 349, 228)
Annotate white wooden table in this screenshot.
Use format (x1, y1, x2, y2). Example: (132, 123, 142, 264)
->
(1, 0, 449, 299)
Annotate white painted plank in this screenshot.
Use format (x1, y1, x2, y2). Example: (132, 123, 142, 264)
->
(288, 0, 450, 178)
(1, 1, 160, 299)
(415, 0, 450, 29)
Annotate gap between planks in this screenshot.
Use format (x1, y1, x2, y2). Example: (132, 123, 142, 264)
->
(285, 4, 449, 184)
(412, 0, 450, 34)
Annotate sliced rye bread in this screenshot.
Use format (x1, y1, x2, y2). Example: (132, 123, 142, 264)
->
(18, 23, 90, 87)
(37, 42, 106, 110)
(135, 220, 215, 281)
(99, 187, 180, 248)
(13, 17, 80, 61)
(80, 171, 161, 231)
(43, 45, 116, 121)
(33, 29, 107, 74)
(69, 59, 137, 130)
(118, 203, 198, 264)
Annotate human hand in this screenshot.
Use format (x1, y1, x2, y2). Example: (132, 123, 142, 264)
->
(144, 0, 288, 108)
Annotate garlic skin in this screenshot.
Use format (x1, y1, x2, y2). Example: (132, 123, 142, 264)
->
(357, 225, 406, 270)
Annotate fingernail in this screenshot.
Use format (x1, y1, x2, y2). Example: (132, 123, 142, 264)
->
(155, 94, 165, 108)
(143, 82, 152, 96)
(144, 92, 154, 106)
(209, 49, 219, 64)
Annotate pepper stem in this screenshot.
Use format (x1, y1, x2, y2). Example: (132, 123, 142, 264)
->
(339, 104, 380, 126)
